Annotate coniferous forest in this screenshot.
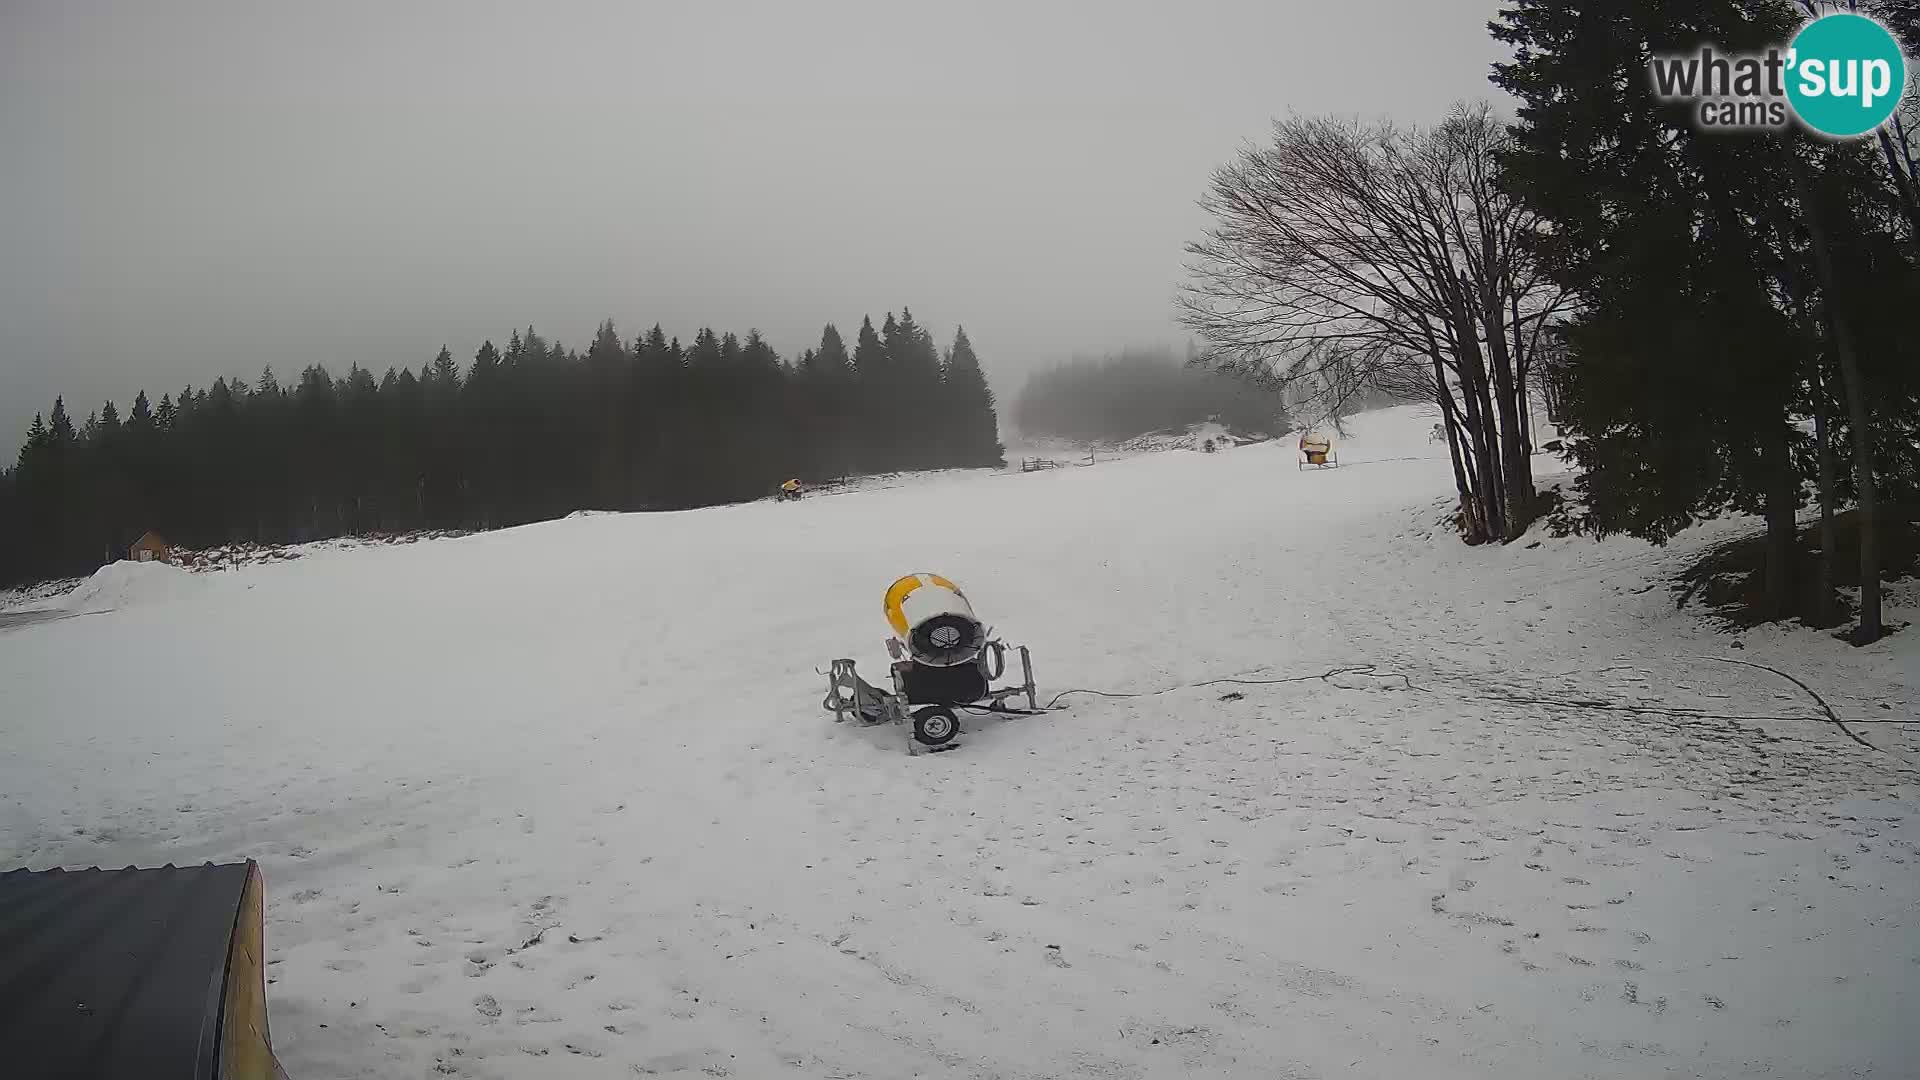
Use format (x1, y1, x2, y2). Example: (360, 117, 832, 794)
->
(0, 310, 1003, 585)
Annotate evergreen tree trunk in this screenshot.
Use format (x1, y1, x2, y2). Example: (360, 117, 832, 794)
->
(1699, 171, 1794, 621)
(1800, 165, 1884, 644)
(1814, 369, 1838, 628)
(1833, 333, 1882, 642)
(1773, 216, 1832, 627)
(1760, 420, 1798, 622)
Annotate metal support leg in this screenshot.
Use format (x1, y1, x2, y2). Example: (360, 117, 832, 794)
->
(824, 659, 861, 723)
(826, 659, 896, 724)
(1019, 645, 1037, 711)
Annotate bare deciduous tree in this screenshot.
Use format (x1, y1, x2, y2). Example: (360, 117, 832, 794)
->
(1180, 102, 1568, 542)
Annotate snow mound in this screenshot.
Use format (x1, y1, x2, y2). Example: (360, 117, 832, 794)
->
(0, 576, 87, 612)
(59, 560, 199, 613)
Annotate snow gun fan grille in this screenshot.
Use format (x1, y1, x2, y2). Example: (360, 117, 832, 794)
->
(908, 614, 985, 667)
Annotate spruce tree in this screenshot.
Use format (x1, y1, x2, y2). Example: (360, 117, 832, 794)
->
(816, 324, 851, 377)
(584, 321, 631, 507)
(469, 341, 502, 384)
(588, 319, 626, 368)
(742, 329, 779, 373)
(688, 328, 722, 368)
(430, 345, 460, 387)
(1492, 0, 1815, 619)
(640, 324, 671, 369)
(14, 413, 60, 575)
(49, 398, 75, 445)
(800, 324, 856, 478)
(942, 326, 1004, 466)
(22, 413, 48, 454)
(852, 316, 891, 467)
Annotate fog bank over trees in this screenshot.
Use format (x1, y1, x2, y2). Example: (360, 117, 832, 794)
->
(1011, 347, 1288, 445)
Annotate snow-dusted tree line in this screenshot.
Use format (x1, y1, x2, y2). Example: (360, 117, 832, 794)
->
(0, 310, 1003, 585)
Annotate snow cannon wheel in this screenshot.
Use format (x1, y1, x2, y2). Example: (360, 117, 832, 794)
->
(911, 706, 960, 747)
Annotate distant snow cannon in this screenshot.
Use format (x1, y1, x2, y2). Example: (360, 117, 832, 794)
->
(823, 573, 1041, 753)
(1298, 431, 1338, 470)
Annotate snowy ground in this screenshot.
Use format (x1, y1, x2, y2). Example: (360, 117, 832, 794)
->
(3, 405, 1916, 1080)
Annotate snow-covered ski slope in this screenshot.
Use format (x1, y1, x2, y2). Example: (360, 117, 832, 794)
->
(3, 405, 1916, 1080)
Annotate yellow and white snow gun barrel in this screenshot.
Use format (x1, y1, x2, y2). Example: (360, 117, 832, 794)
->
(883, 573, 987, 667)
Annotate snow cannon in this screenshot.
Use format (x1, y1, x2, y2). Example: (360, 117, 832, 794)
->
(883, 573, 986, 667)
(1298, 431, 1338, 470)
(822, 573, 1041, 753)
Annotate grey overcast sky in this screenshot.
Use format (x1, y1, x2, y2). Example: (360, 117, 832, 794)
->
(0, 0, 1510, 445)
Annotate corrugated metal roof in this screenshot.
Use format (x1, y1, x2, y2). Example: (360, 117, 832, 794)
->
(0, 862, 253, 1080)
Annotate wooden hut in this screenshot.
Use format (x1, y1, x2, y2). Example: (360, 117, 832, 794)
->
(129, 530, 173, 564)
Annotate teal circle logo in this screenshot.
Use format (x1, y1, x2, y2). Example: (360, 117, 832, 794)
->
(1786, 13, 1907, 137)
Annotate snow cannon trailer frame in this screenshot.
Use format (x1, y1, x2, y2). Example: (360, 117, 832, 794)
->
(822, 573, 1042, 753)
